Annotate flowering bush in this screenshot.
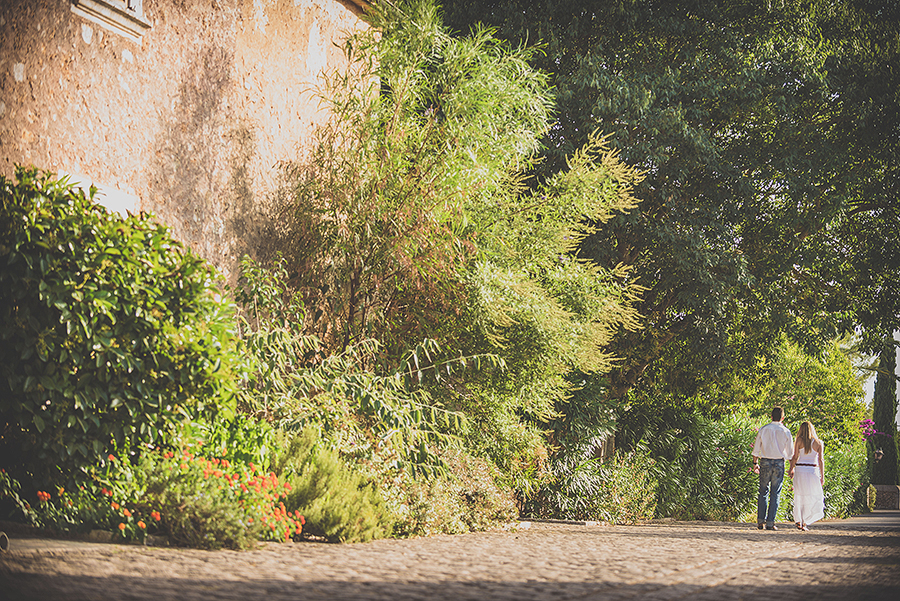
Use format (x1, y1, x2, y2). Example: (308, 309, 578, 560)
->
(1, 448, 304, 550)
(859, 418, 893, 441)
(134, 448, 304, 549)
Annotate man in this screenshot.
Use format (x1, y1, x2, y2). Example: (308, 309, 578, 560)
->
(752, 406, 794, 530)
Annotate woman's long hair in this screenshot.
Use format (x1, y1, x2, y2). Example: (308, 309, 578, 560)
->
(797, 421, 819, 454)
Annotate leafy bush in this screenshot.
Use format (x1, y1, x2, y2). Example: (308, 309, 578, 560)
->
(278, 429, 390, 543)
(380, 446, 518, 537)
(236, 255, 478, 476)
(1, 443, 303, 550)
(778, 437, 869, 522)
(274, 0, 644, 507)
(824, 437, 870, 518)
(618, 407, 758, 520)
(524, 447, 657, 524)
(0, 167, 242, 486)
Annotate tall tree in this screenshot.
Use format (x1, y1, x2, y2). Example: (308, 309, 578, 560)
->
(274, 0, 646, 492)
(871, 341, 899, 485)
(810, 0, 900, 483)
(443, 0, 853, 403)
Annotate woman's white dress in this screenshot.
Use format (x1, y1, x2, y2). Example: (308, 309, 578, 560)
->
(793, 447, 825, 525)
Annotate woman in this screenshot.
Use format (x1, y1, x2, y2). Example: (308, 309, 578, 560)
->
(789, 421, 825, 531)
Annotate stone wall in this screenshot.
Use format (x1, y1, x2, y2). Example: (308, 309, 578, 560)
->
(0, 0, 366, 278)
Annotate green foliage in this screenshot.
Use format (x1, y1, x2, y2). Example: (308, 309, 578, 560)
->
(179, 412, 276, 470)
(525, 448, 657, 524)
(2, 444, 302, 550)
(618, 409, 759, 521)
(870, 343, 899, 485)
(379, 446, 518, 537)
(265, 0, 645, 512)
(0, 167, 242, 486)
(236, 255, 473, 476)
(824, 437, 871, 518)
(277, 0, 553, 358)
(778, 437, 870, 522)
(711, 336, 867, 445)
(279, 429, 390, 543)
(442, 0, 899, 412)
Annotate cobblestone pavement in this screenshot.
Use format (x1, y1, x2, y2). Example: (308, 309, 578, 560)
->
(2, 513, 899, 601)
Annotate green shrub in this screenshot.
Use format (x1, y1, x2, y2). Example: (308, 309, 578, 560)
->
(381, 446, 518, 537)
(2, 444, 304, 550)
(618, 407, 758, 520)
(0, 167, 242, 487)
(279, 429, 390, 543)
(524, 448, 657, 524)
(779, 437, 869, 522)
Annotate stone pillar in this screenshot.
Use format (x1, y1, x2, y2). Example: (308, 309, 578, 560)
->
(873, 484, 900, 510)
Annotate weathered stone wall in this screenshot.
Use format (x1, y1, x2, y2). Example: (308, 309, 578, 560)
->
(0, 0, 366, 278)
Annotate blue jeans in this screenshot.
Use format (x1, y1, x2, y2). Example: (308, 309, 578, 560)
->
(757, 458, 785, 526)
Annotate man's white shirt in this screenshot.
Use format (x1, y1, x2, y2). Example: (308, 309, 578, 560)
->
(752, 421, 793, 460)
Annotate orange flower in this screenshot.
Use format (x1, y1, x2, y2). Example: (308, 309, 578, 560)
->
(137, 521, 146, 529)
(123, 508, 132, 517)
(108, 454, 116, 461)
(118, 523, 126, 531)
(150, 511, 161, 521)
(111, 502, 120, 510)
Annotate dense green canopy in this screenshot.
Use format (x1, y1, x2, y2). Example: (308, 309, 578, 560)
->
(442, 0, 900, 407)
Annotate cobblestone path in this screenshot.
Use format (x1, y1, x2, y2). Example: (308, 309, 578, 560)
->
(2, 514, 899, 600)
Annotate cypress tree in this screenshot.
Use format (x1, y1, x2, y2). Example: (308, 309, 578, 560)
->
(870, 342, 899, 485)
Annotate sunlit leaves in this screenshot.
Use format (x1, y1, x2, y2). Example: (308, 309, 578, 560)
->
(0, 167, 243, 483)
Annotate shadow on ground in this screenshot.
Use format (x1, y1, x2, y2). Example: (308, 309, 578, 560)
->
(2, 573, 898, 601)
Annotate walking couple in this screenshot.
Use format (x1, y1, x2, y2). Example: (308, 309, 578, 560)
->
(752, 406, 825, 531)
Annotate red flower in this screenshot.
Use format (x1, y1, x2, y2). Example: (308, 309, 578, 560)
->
(108, 454, 116, 461)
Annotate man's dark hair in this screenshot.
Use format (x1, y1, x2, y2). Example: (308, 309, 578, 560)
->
(771, 406, 784, 422)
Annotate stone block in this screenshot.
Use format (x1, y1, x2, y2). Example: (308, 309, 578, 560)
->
(873, 484, 900, 510)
